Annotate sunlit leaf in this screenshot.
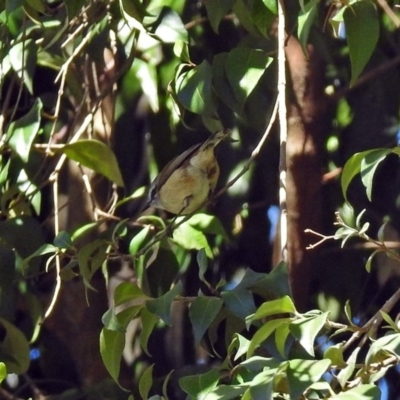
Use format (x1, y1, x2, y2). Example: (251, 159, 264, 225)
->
(179, 368, 220, 399)
(329, 384, 381, 399)
(289, 312, 329, 356)
(287, 359, 331, 399)
(247, 318, 291, 358)
(175, 60, 217, 117)
(226, 47, 272, 112)
(7, 99, 42, 163)
(144, 6, 187, 43)
(297, 0, 318, 53)
(360, 148, 390, 201)
(0, 363, 6, 384)
(247, 296, 296, 324)
(9, 38, 37, 93)
(338, 347, 360, 388)
(62, 139, 124, 186)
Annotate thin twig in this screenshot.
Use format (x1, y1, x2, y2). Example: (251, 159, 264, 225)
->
(278, 0, 288, 262)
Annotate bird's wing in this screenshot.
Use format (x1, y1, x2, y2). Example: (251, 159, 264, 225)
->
(152, 142, 202, 189)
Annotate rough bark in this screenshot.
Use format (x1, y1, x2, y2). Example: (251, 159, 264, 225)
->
(285, 36, 328, 310)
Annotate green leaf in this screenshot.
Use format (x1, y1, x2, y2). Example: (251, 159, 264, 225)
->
(329, 384, 381, 399)
(173, 222, 212, 258)
(7, 99, 42, 163)
(287, 359, 331, 399)
(53, 230, 73, 249)
(186, 213, 229, 240)
(365, 249, 381, 273)
(146, 247, 180, 297)
(175, 60, 217, 117)
(297, 0, 318, 53)
(144, 7, 188, 43)
(197, 248, 209, 285)
(247, 296, 296, 324)
(179, 368, 220, 399)
(221, 288, 256, 320)
(360, 148, 390, 201)
(366, 333, 400, 365)
(173, 40, 191, 63)
(338, 347, 360, 389)
(212, 52, 242, 113)
(0, 362, 6, 384)
(139, 364, 154, 400)
(204, 384, 247, 399)
(239, 356, 282, 372)
(0, 318, 30, 374)
(225, 47, 272, 112)
(380, 311, 398, 330)
(247, 370, 275, 400)
(275, 321, 291, 358)
(230, 333, 250, 361)
(64, 0, 85, 18)
(100, 328, 126, 386)
(324, 342, 346, 367)
(146, 281, 182, 326)
(247, 318, 291, 357)
(131, 58, 159, 113)
(20, 243, 57, 273)
(119, 0, 146, 22)
(9, 39, 37, 93)
(114, 282, 146, 307)
(140, 307, 159, 356)
(129, 225, 153, 255)
(62, 139, 124, 186)
(289, 312, 329, 356)
(189, 296, 223, 345)
(78, 239, 108, 290)
(341, 150, 378, 203)
(344, 1, 379, 85)
(204, 0, 236, 33)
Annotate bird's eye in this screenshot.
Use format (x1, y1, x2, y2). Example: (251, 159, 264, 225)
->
(149, 185, 157, 201)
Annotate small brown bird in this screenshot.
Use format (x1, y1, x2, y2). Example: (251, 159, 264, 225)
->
(148, 130, 230, 215)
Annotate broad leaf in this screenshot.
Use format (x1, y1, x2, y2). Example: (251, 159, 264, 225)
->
(140, 307, 159, 356)
(204, 0, 236, 33)
(329, 384, 381, 399)
(0, 318, 30, 374)
(7, 99, 42, 163)
(226, 47, 272, 112)
(247, 296, 296, 325)
(62, 139, 124, 186)
(146, 281, 183, 326)
(289, 312, 329, 356)
(139, 364, 154, 400)
(179, 368, 220, 399)
(344, 1, 379, 85)
(100, 328, 125, 386)
(175, 60, 217, 117)
(297, 0, 318, 53)
(221, 288, 256, 320)
(287, 359, 331, 399)
(247, 318, 291, 357)
(189, 296, 223, 345)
